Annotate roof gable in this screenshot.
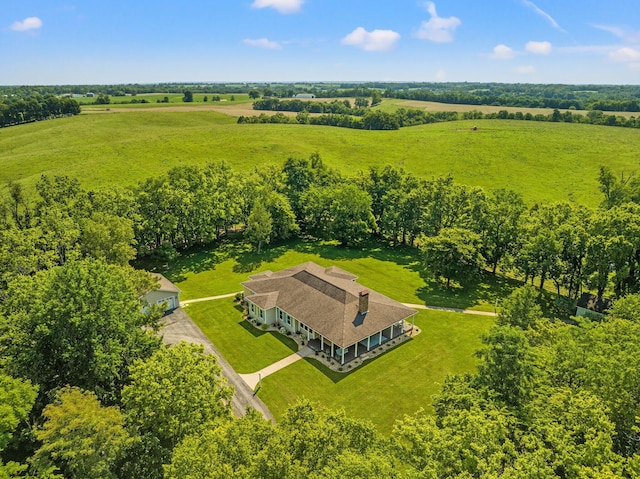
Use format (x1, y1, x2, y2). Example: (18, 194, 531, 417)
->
(243, 262, 415, 348)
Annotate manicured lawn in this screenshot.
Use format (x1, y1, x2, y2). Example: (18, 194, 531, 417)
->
(156, 239, 497, 432)
(259, 309, 493, 434)
(151, 239, 520, 312)
(3, 109, 639, 206)
(185, 299, 298, 373)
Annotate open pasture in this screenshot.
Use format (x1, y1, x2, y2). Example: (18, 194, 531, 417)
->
(2, 109, 640, 206)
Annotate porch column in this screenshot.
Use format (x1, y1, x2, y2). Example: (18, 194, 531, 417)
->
(341, 348, 345, 365)
(355, 341, 358, 357)
(321, 336, 324, 350)
(331, 342, 334, 358)
(390, 326, 394, 340)
(367, 336, 371, 350)
(307, 329, 310, 341)
(379, 330, 383, 345)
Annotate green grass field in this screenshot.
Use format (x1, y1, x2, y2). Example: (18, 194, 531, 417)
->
(3, 108, 640, 206)
(164, 239, 495, 433)
(147, 239, 519, 312)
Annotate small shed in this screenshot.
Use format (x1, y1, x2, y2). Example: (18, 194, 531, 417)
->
(575, 293, 613, 319)
(144, 273, 181, 313)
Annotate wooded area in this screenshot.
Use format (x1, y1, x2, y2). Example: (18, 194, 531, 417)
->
(2, 111, 640, 476)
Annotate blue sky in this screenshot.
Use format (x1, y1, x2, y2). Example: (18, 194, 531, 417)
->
(2, 0, 640, 85)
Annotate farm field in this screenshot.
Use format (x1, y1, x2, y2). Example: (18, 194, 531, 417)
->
(385, 98, 640, 119)
(2, 109, 640, 207)
(165, 239, 495, 433)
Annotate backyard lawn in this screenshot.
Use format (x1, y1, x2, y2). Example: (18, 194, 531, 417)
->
(157, 238, 520, 312)
(162, 239, 498, 432)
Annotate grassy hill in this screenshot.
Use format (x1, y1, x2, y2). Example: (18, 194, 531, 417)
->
(2, 108, 639, 206)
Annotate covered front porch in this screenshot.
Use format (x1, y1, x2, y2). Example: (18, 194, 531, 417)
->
(307, 320, 411, 365)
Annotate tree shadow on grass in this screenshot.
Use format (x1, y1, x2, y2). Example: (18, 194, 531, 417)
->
(238, 320, 269, 338)
(232, 241, 290, 274)
(302, 337, 415, 384)
(294, 239, 417, 267)
(411, 265, 525, 311)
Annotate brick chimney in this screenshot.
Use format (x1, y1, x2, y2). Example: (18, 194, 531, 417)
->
(358, 290, 369, 314)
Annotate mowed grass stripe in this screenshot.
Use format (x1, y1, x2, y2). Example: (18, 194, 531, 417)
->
(2, 111, 640, 206)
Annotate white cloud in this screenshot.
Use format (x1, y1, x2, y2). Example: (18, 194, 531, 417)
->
(491, 44, 515, 60)
(609, 47, 640, 63)
(10, 16, 43, 32)
(341, 27, 400, 52)
(243, 38, 282, 50)
(525, 41, 552, 55)
(521, 1, 565, 33)
(515, 65, 536, 74)
(251, 0, 303, 14)
(415, 2, 461, 43)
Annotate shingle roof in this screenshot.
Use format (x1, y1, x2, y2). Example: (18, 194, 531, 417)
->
(151, 273, 181, 293)
(242, 262, 415, 348)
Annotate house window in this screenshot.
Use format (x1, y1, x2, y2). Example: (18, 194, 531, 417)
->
(279, 310, 284, 320)
(259, 309, 263, 318)
(286, 315, 291, 325)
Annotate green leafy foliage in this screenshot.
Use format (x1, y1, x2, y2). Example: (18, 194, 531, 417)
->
(32, 387, 129, 479)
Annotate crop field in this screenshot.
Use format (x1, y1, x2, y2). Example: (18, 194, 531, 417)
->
(2, 107, 640, 206)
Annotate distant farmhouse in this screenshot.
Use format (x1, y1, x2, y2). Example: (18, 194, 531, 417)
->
(144, 273, 181, 313)
(575, 293, 613, 319)
(294, 93, 316, 99)
(242, 262, 416, 365)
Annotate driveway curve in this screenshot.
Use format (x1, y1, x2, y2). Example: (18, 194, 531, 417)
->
(160, 308, 274, 421)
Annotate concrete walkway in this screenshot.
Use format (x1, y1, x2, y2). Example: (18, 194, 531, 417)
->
(402, 303, 498, 317)
(239, 346, 314, 390)
(181, 292, 240, 305)
(160, 308, 274, 421)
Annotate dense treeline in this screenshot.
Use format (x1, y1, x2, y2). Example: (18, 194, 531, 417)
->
(240, 105, 640, 130)
(0, 93, 80, 128)
(253, 97, 368, 115)
(4, 81, 640, 111)
(4, 158, 640, 476)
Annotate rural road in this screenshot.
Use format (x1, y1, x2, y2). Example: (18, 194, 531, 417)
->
(160, 308, 274, 421)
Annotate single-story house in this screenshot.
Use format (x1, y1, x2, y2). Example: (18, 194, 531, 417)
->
(575, 292, 613, 319)
(242, 262, 417, 365)
(294, 93, 316, 99)
(144, 273, 181, 313)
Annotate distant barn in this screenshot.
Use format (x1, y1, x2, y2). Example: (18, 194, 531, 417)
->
(294, 93, 316, 99)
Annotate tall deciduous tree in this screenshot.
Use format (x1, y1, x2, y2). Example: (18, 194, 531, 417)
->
(33, 387, 129, 479)
(245, 202, 272, 253)
(480, 189, 525, 274)
(0, 259, 160, 405)
(421, 227, 483, 287)
(122, 343, 232, 452)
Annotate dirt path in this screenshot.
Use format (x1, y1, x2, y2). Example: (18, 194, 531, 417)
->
(181, 292, 240, 305)
(160, 308, 274, 421)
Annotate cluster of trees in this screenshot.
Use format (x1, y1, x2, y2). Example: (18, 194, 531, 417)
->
(0, 93, 80, 128)
(5, 160, 640, 301)
(253, 97, 369, 115)
(241, 105, 640, 131)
